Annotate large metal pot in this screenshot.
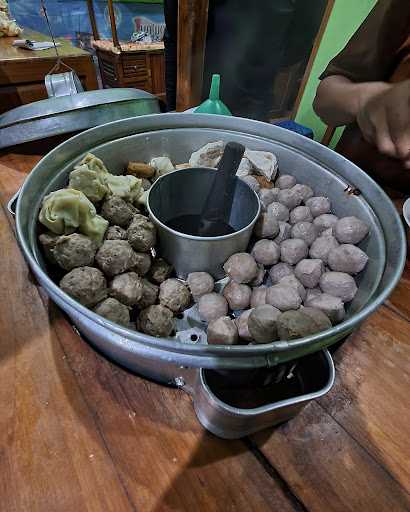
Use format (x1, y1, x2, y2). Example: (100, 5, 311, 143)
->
(14, 113, 406, 384)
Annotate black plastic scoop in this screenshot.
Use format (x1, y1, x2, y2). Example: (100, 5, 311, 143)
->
(197, 142, 246, 237)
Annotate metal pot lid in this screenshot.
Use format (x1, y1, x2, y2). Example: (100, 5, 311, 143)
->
(0, 88, 156, 129)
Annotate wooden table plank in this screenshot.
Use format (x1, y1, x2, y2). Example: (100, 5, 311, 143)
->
(386, 261, 410, 322)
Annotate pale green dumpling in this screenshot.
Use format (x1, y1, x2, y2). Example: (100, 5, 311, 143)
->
(79, 153, 109, 175)
(39, 188, 108, 244)
(69, 164, 108, 202)
(104, 174, 143, 204)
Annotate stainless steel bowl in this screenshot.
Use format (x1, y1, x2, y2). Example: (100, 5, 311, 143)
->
(14, 113, 406, 383)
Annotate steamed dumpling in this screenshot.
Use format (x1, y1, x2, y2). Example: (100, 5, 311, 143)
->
(104, 174, 142, 203)
(79, 153, 110, 174)
(69, 165, 108, 202)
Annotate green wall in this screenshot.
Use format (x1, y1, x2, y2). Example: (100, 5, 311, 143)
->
(295, 0, 376, 147)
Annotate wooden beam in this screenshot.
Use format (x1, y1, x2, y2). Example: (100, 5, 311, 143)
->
(107, 0, 121, 51)
(86, 0, 100, 41)
(176, 0, 209, 111)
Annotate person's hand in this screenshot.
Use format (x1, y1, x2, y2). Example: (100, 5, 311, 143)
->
(357, 80, 410, 169)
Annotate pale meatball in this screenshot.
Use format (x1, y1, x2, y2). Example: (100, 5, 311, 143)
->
(292, 183, 314, 202)
(138, 278, 159, 308)
(309, 235, 339, 264)
(334, 216, 369, 244)
(223, 253, 258, 284)
(223, 280, 251, 310)
(133, 252, 152, 276)
(105, 225, 127, 240)
(276, 174, 296, 189)
(60, 266, 107, 307)
(280, 238, 308, 265)
(319, 271, 358, 302)
(94, 298, 130, 327)
(327, 244, 368, 274)
(301, 307, 332, 332)
(138, 305, 175, 337)
(269, 262, 294, 284)
(241, 175, 260, 192)
(254, 213, 280, 239)
(267, 201, 290, 222)
(258, 188, 279, 209)
(39, 232, 59, 264)
(149, 258, 173, 284)
(159, 278, 191, 313)
(276, 310, 318, 340)
(96, 240, 137, 277)
(304, 287, 323, 306)
(305, 196, 331, 217)
(198, 293, 228, 322)
(278, 188, 303, 209)
(313, 214, 339, 235)
(250, 286, 268, 308)
(249, 264, 266, 286)
(291, 222, 317, 246)
(251, 239, 280, 266)
(127, 214, 156, 252)
(290, 206, 313, 224)
(295, 258, 324, 288)
(207, 316, 239, 345)
(266, 284, 302, 311)
(308, 293, 345, 324)
(187, 272, 215, 301)
(235, 309, 254, 341)
(248, 304, 281, 343)
(101, 196, 137, 228)
(109, 272, 143, 306)
(53, 233, 96, 271)
(278, 274, 306, 301)
(273, 221, 292, 244)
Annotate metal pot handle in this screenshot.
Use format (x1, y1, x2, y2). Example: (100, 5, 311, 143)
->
(7, 189, 20, 217)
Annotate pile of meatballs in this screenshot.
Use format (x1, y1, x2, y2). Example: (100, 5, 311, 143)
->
(38, 142, 370, 345)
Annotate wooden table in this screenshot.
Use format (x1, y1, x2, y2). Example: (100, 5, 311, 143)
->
(0, 150, 409, 511)
(0, 29, 97, 114)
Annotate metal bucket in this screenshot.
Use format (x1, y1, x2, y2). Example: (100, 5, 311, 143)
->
(13, 113, 406, 383)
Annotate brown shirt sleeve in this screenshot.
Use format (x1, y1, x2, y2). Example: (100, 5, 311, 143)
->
(320, 0, 410, 82)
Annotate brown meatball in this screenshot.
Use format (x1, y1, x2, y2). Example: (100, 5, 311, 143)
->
(198, 293, 228, 323)
(278, 188, 303, 209)
(253, 213, 280, 239)
(187, 272, 215, 301)
(223, 253, 258, 284)
(295, 258, 324, 288)
(101, 196, 138, 228)
(258, 188, 278, 209)
(249, 264, 265, 286)
(309, 235, 339, 264)
(248, 304, 281, 343)
(96, 240, 138, 277)
(250, 286, 268, 308)
(313, 214, 339, 235)
(207, 316, 239, 345)
(319, 271, 358, 302)
(273, 221, 292, 244)
(138, 305, 175, 337)
(278, 274, 306, 301)
(327, 244, 368, 274)
(301, 307, 332, 332)
(280, 238, 308, 265)
(289, 206, 313, 224)
(291, 222, 317, 246)
(251, 239, 280, 266)
(149, 258, 173, 284)
(109, 272, 143, 306)
(138, 278, 159, 308)
(94, 297, 130, 327)
(269, 262, 294, 284)
(267, 201, 290, 222)
(105, 225, 127, 240)
(304, 287, 322, 306)
(127, 214, 156, 252)
(133, 252, 151, 276)
(308, 293, 345, 324)
(159, 278, 191, 313)
(334, 216, 369, 244)
(53, 233, 96, 271)
(276, 310, 318, 340)
(235, 309, 254, 341)
(60, 266, 107, 307)
(39, 232, 59, 264)
(292, 183, 314, 202)
(266, 284, 302, 311)
(305, 196, 331, 217)
(223, 280, 251, 310)
(276, 174, 296, 189)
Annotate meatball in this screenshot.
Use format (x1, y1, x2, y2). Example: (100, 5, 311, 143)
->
(304, 287, 323, 306)
(295, 258, 324, 288)
(309, 235, 339, 264)
(207, 316, 239, 345)
(101, 196, 137, 228)
(276, 310, 318, 340)
(94, 298, 130, 327)
(280, 238, 308, 265)
(292, 183, 314, 202)
(39, 232, 59, 264)
(290, 206, 313, 224)
(105, 225, 127, 240)
(334, 216, 369, 244)
(327, 244, 368, 274)
(60, 266, 107, 307)
(53, 233, 96, 271)
(235, 309, 254, 341)
(187, 272, 215, 301)
(109, 272, 143, 306)
(149, 258, 173, 284)
(269, 262, 294, 284)
(254, 213, 280, 239)
(133, 252, 151, 276)
(278, 274, 306, 301)
(223, 280, 251, 310)
(224, 253, 258, 284)
(138, 278, 159, 308)
(198, 293, 229, 323)
(241, 175, 260, 192)
(251, 239, 280, 266)
(248, 304, 281, 343)
(319, 271, 358, 302)
(305, 196, 331, 217)
(250, 286, 268, 308)
(127, 214, 156, 252)
(138, 305, 175, 337)
(273, 221, 292, 244)
(278, 188, 302, 209)
(276, 174, 296, 190)
(258, 188, 278, 209)
(266, 284, 302, 311)
(291, 222, 317, 246)
(267, 201, 290, 222)
(96, 240, 138, 277)
(308, 293, 345, 324)
(302, 307, 332, 332)
(249, 264, 265, 286)
(313, 214, 339, 235)
(159, 278, 191, 313)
